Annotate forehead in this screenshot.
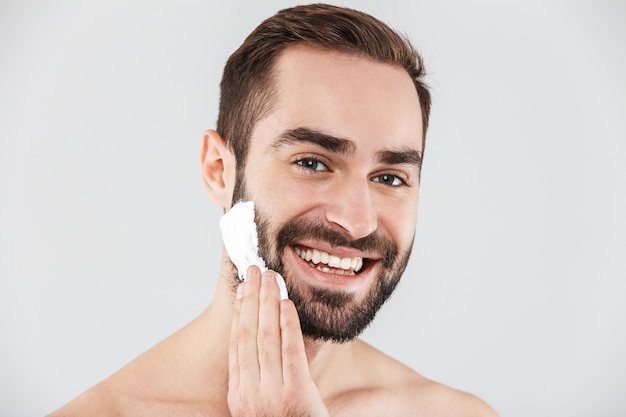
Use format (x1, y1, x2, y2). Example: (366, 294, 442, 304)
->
(253, 45, 423, 154)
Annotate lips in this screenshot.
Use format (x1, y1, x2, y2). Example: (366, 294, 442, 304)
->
(294, 246, 364, 276)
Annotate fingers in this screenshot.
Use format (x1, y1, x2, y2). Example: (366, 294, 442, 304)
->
(236, 266, 261, 384)
(258, 269, 283, 386)
(228, 266, 329, 416)
(280, 298, 310, 385)
(230, 266, 284, 389)
(228, 283, 242, 394)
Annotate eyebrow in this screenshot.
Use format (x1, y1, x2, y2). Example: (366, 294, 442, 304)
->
(269, 127, 422, 168)
(376, 148, 422, 169)
(269, 128, 355, 155)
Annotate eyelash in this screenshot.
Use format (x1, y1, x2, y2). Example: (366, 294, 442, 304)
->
(295, 155, 330, 172)
(372, 172, 409, 187)
(294, 156, 410, 188)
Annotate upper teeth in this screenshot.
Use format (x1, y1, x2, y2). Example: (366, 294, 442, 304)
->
(294, 246, 364, 273)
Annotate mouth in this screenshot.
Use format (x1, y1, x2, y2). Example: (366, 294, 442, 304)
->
(293, 245, 371, 277)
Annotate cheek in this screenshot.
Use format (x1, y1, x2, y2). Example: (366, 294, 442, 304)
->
(244, 175, 313, 236)
(377, 196, 418, 247)
(249, 166, 322, 211)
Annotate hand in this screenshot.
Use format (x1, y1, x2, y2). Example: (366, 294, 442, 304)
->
(228, 266, 330, 417)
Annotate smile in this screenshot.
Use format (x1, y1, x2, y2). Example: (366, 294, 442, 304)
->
(294, 246, 364, 276)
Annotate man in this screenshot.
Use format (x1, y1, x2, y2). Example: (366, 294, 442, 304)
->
(50, 4, 497, 416)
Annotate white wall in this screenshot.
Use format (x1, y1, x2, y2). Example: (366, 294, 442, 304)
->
(1, 1, 625, 416)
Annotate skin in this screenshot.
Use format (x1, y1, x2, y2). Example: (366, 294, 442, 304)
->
(49, 46, 498, 417)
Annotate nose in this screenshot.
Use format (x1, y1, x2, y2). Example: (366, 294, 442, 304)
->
(324, 178, 378, 240)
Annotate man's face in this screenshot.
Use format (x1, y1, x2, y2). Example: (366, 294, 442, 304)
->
(233, 46, 423, 342)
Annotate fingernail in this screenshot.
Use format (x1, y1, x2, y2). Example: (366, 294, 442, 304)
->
(247, 265, 259, 278)
(262, 271, 273, 283)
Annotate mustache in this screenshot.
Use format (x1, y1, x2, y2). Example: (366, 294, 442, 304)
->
(258, 216, 399, 269)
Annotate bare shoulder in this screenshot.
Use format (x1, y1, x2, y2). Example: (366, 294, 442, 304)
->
(329, 340, 498, 417)
(47, 384, 114, 417)
(394, 376, 499, 417)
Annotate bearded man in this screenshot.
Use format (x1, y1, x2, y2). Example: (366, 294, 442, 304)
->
(50, 4, 497, 416)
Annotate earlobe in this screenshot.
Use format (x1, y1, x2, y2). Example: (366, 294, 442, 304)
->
(201, 130, 235, 208)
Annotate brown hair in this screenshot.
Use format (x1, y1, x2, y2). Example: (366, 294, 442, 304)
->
(217, 4, 431, 200)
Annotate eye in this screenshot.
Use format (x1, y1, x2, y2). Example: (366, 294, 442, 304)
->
(372, 173, 405, 187)
(296, 157, 328, 172)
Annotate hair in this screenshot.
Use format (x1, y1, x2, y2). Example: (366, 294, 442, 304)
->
(216, 3, 431, 202)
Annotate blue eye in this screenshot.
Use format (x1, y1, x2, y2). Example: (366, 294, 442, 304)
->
(297, 158, 328, 172)
(373, 174, 404, 187)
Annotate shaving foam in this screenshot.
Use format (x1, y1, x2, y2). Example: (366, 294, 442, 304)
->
(219, 201, 289, 300)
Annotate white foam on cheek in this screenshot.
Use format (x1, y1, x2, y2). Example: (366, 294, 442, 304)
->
(219, 201, 289, 300)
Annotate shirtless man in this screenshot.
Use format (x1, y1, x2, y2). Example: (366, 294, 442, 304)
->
(50, 4, 498, 416)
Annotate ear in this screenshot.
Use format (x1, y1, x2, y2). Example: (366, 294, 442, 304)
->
(201, 129, 236, 208)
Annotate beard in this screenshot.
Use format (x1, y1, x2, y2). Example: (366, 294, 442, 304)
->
(231, 174, 413, 343)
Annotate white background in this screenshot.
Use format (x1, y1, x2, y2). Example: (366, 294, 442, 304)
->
(1, 1, 625, 416)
